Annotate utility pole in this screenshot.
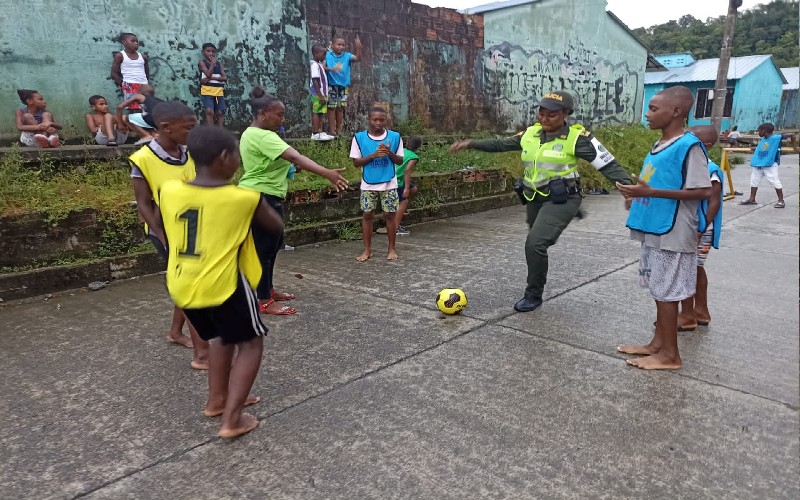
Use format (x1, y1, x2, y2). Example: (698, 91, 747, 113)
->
(710, 0, 742, 135)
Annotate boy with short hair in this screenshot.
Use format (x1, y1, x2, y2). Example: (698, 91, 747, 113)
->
(351, 106, 404, 261)
(309, 43, 334, 141)
(116, 84, 161, 144)
(616, 86, 712, 370)
(128, 100, 209, 369)
(325, 34, 362, 137)
(85, 95, 128, 146)
(198, 43, 228, 127)
(157, 126, 283, 439)
(726, 125, 740, 147)
(739, 123, 795, 209)
(111, 32, 149, 113)
(677, 125, 724, 331)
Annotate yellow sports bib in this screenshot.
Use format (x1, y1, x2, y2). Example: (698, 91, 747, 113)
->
(129, 145, 196, 234)
(159, 181, 262, 308)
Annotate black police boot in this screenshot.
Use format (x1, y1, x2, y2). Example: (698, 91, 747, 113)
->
(513, 296, 543, 312)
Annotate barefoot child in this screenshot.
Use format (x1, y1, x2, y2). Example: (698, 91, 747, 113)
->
(15, 89, 61, 148)
(351, 106, 404, 261)
(238, 87, 348, 315)
(85, 95, 128, 146)
(395, 135, 421, 236)
(157, 126, 284, 439)
(678, 125, 724, 331)
(198, 43, 228, 127)
(325, 34, 362, 137)
(128, 100, 209, 368)
(616, 86, 712, 370)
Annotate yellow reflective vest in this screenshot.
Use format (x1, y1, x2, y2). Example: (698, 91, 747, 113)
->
(520, 124, 583, 201)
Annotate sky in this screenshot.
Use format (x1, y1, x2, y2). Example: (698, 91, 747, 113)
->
(415, 0, 764, 29)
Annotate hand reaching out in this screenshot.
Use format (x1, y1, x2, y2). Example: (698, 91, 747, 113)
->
(449, 140, 471, 154)
(616, 177, 653, 199)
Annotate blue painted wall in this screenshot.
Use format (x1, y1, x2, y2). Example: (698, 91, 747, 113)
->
(642, 60, 784, 132)
(733, 61, 785, 130)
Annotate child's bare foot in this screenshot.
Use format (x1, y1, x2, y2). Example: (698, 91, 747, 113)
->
(617, 344, 659, 355)
(191, 360, 209, 370)
(625, 352, 682, 370)
(218, 413, 259, 439)
(203, 395, 261, 417)
(357, 251, 372, 262)
(387, 250, 398, 260)
(167, 332, 193, 348)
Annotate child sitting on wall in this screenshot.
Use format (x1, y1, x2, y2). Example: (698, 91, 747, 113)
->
(15, 89, 61, 148)
(85, 95, 129, 146)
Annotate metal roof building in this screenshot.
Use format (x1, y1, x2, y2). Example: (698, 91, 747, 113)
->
(643, 54, 787, 131)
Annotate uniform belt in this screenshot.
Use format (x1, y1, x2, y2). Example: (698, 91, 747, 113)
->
(533, 179, 581, 197)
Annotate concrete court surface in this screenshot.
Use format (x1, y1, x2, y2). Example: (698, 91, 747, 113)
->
(1, 155, 797, 499)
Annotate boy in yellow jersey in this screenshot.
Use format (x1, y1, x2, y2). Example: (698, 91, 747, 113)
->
(129, 100, 209, 368)
(157, 126, 283, 439)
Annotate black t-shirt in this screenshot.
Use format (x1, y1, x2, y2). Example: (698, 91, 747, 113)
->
(142, 95, 164, 128)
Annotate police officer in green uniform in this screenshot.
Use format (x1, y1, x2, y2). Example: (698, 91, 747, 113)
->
(450, 91, 633, 312)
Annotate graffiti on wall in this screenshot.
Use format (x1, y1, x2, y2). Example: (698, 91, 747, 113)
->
(1, 0, 307, 138)
(476, 41, 641, 130)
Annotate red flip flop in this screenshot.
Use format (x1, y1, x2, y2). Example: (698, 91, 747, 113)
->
(259, 298, 297, 315)
(271, 290, 296, 301)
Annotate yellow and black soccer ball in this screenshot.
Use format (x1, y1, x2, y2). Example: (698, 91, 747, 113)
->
(436, 288, 468, 315)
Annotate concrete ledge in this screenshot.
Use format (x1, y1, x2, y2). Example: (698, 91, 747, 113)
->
(1, 192, 518, 300)
(0, 252, 164, 301)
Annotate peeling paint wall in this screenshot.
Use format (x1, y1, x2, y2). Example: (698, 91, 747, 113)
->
(732, 62, 785, 131)
(1, 0, 308, 139)
(305, 0, 487, 132)
(476, 0, 646, 131)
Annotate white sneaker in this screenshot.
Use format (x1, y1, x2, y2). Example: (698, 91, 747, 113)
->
(310, 133, 322, 141)
(318, 132, 336, 141)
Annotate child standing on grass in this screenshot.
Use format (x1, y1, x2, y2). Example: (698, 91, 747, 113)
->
(351, 106, 404, 261)
(616, 86, 711, 370)
(85, 95, 128, 146)
(157, 126, 284, 439)
(325, 34, 362, 138)
(309, 43, 334, 141)
(15, 89, 61, 148)
(128, 100, 209, 369)
(738, 123, 796, 209)
(198, 43, 228, 127)
(111, 33, 149, 113)
(676, 125, 723, 331)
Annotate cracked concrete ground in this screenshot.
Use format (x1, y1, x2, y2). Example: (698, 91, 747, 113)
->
(1, 155, 797, 499)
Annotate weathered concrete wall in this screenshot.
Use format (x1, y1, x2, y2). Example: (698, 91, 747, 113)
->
(476, 0, 646, 132)
(1, 0, 309, 139)
(305, 0, 488, 132)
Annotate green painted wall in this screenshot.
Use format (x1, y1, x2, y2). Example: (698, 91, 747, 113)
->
(1, 0, 308, 140)
(476, 0, 646, 131)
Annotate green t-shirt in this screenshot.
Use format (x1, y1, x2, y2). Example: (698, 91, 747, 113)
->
(238, 127, 292, 197)
(396, 148, 419, 187)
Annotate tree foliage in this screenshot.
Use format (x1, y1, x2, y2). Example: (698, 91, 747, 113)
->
(632, 0, 799, 68)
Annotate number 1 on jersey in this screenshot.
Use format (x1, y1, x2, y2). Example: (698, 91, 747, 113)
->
(179, 208, 201, 257)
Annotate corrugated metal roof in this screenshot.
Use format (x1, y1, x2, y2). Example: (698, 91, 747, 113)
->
(645, 55, 786, 85)
(460, 0, 543, 14)
(781, 67, 799, 90)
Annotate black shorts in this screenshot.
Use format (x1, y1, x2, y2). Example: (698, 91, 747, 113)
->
(183, 274, 268, 345)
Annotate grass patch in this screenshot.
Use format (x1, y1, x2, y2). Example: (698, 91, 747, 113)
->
(1, 125, 722, 220)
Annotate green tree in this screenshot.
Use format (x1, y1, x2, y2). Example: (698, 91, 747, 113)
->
(632, 0, 799, 67)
